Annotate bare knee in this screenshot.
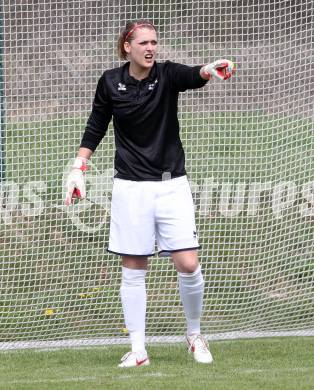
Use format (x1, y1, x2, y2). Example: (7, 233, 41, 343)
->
(177, 262, 199, 274)
(122, 255, 148, 270)
(171, 250, 199, 273)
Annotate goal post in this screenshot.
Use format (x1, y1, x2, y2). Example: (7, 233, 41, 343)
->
(0, 1, 4, 182)
(0, 1, 313, 350)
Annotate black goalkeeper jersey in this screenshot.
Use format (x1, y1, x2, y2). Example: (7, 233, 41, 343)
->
(80, 61, 207, 181)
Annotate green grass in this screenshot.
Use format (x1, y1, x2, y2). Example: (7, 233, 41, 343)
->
(0, 113, 313, 342)
(0, 338, 313, 390)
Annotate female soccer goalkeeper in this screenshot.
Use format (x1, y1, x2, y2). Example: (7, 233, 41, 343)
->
(65, 20, 235, 368)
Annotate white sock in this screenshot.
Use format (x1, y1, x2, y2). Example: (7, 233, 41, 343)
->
(120, 266, 147, 353)
(178, 264, 204, 336)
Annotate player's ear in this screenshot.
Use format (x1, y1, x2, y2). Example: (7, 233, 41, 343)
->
(124, 41, 131, 55)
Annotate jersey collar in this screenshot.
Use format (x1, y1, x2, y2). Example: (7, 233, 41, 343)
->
(123, 61, 157, 85)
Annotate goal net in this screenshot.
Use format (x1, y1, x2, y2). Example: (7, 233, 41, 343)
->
(0, 1, 313, 350)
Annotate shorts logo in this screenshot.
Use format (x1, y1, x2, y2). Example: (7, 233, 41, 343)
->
(118, 83, 126, 91)
(193, 230, 197, 238)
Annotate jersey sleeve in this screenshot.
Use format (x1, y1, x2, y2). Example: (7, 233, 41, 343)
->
(80, 74, 112, 151)
(166, 61, 208, 92)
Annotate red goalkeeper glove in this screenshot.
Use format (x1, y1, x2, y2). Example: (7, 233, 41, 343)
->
(200, 59, 236, 81)
(65, 157, 88, 206)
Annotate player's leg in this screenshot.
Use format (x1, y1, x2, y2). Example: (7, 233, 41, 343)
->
(107, 178, 155, 367)
(155, 176, 212, 363)
(171, 249, 203, 339)
(119, 255, 150, 367)
(171, 250, 202, 339)
(171, 249, 213, 364)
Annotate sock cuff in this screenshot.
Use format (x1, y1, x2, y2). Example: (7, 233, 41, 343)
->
(178, 264, 201, 278)
(122, 267, 147, 287)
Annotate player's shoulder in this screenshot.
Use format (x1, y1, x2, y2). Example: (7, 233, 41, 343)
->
(154, 61, 183, 80)
(100, 64, 125, 82)
(156, 60, 178, 71)
(95, 64, 126, 93)
(156, 60, 188, 76)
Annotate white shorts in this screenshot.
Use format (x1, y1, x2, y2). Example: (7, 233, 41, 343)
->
(107, 175, 200, 257)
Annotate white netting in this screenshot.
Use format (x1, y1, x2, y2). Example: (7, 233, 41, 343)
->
(0, 1, 313, 349)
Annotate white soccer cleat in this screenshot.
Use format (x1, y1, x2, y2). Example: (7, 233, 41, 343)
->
(186, 334, 213, 364)
(118, 351, 150, 368)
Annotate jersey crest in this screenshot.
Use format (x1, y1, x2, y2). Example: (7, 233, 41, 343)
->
(118, 82, 126, 91)
(148, 79, 158, 90)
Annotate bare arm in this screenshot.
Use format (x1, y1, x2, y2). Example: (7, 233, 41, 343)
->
(77, 147, 93, 161)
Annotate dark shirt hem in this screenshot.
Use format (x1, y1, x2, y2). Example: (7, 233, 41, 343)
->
(114, 172, 186, 181)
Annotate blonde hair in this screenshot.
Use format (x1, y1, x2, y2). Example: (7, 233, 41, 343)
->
(117, 20, 157, 60)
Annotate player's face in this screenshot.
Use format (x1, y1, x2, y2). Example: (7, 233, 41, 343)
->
(124, 28, 158, 71)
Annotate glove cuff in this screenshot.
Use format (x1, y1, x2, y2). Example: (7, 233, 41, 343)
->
(73, 157, 88, 171)
(200, 65, 212, 80)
